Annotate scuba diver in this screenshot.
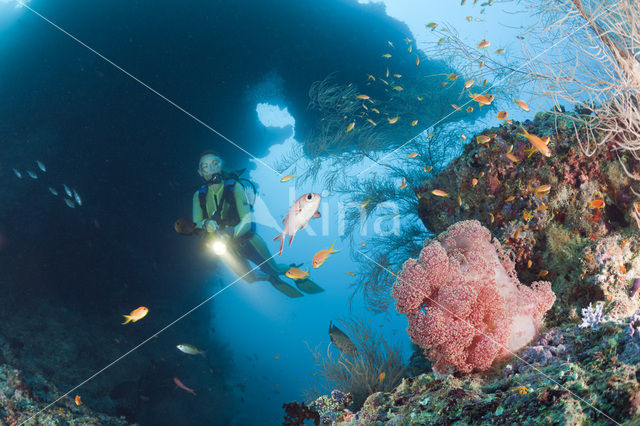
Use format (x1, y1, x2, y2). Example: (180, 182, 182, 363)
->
(189, 151, 323, 298)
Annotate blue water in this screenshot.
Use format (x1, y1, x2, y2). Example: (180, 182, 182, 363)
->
(0, 0, 541, 424)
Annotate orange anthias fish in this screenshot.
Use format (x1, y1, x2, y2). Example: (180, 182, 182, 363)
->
(356, 94, 370, 100)
(313, 243, 340, 268)
(361, 199, 371, 208)
(173, 377, 197, 396)
(469, 93, 494, 106)
(515, 99, 530, 111)
(518, 126, 551, 158)
(477, 39, 490, 49)
(505, 153, 518, 163)
(286, 267, 310, 280)
(280, 174, 295, 182)
(75, 395, 82, 406)
(589, 199, 605, 209)
(464, 79, 474, 89)
(496, 110, 508, 120)
(477, 135, 491, 144)
(378, 372, 386, 383)
(432, 189, 450, 197)
(408, 152, 418, 158)
(122, 306, 149, 325)
(534, 184, 551, 197)
(411, 120, 418, 126)
(387, 116, 399, 124)
(399, 178, 407, 189)
(346, 122, 355, 133)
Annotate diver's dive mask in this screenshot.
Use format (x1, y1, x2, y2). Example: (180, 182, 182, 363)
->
(198, 154, 222, 181)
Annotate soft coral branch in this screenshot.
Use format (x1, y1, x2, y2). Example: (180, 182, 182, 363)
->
(393, 220, 555, 374)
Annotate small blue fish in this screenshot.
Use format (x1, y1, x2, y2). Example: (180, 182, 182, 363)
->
(64, 198, 75, 209)
(36, 160, 46, 172)
(12, 169, 22, 179)
(63, 185, 72, 198)
(48, 187, 58, 196)
(73, 190, 82, 206)
(26, 170, 38, 179)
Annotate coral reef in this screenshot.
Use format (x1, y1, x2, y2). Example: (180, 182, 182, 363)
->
(307, 318, 406, 409)
(309, 390, 354, 425)
(0, 363, 128, 425)
(415, 112, 640, 326)
(0, 287, 234, 425)
(309, 314, 640, 424)
(282, 400, 320, 426)
(393, 220, 555, 374)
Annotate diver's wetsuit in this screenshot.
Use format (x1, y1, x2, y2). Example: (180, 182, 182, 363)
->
(192, 177, 321, 297)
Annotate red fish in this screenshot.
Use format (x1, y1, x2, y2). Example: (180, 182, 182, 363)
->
(273, 193, 322, 255)
(173, 377, 196, 396)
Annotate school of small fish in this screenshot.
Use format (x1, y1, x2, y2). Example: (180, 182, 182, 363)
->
(10, 160, 85, 209)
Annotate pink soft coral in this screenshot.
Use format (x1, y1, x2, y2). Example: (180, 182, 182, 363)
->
(393, 220, 555, 374)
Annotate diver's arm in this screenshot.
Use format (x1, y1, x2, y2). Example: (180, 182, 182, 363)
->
(192, 192, 209, 230)
(233, 184, 252, 238)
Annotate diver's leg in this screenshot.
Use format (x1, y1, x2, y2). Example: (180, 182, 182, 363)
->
(243, 233, 290, 276)
(221, 255, 266, 283)
(234, 237, 303, 298)
(238, 235, 322, 295)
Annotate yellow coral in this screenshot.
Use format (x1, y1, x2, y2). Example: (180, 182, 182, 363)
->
(514, 385, 529, 395)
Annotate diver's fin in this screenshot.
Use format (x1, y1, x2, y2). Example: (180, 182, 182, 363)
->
(268, 276, 304, 298)
(294, 278, 325, 294)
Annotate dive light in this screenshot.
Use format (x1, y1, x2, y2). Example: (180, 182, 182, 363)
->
(207, 239, 227, 256)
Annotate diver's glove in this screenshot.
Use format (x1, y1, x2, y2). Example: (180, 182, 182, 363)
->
(204, 219, 218, 233)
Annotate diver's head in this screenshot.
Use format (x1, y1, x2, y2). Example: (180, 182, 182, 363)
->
(197, 151, 223, 182)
